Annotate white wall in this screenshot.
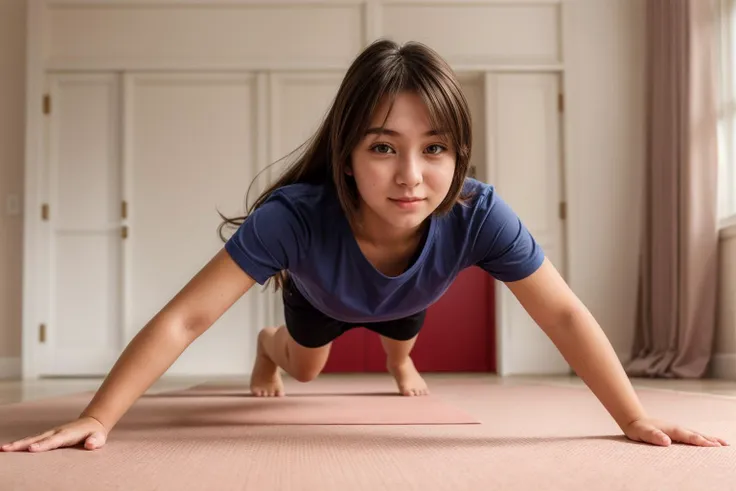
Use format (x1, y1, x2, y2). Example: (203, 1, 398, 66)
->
(0, 0, 26, 378)
(0, 0, 646, 377)
(715, 227, 736, 379)
(563, 0, 645, 362)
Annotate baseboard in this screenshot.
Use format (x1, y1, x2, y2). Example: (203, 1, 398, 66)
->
(0, 357, 21, 380)
(711, 353, 736, 380)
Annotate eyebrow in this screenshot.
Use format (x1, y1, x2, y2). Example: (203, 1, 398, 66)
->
(365, 127, 446, 137)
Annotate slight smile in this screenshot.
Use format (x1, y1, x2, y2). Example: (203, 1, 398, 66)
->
(389, 197, 426, 209)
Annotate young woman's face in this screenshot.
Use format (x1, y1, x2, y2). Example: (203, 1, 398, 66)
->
(349, 92, 456, 233)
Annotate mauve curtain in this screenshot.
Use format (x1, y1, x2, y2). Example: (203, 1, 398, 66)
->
(626, 0, 720, 378)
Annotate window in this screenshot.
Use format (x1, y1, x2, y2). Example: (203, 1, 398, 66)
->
(718, 0, 736, 223)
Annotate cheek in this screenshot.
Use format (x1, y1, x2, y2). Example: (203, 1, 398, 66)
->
(351, 159, 389, 192)
(427, 161, 456, 191)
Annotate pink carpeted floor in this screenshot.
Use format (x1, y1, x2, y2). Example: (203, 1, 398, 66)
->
(1, 375, 735, 490)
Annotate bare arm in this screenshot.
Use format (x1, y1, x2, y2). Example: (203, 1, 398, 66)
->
(1, 247, 256, 452)
(80, 247, 256, 431)
(504, 258, 647, 430)
(504, 258, 727, 447)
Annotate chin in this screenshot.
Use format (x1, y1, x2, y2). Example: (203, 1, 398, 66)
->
(382, 212, 429, 231)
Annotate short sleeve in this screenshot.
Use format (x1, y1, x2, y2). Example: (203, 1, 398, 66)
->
(224, 192, 310, 284)
(472, 190, 545, 282)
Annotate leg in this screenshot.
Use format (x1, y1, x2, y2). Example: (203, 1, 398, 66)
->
(380, 335, 429, 396)
(250, 276, 340, 396)
(250, 325, 332, 397)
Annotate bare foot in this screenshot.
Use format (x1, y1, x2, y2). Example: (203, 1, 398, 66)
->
(249, 327, 285, 397)
(387, 358, 429, 396)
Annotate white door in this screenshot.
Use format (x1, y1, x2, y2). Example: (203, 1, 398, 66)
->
(486, 73, 569, 375)
(124, 72, 270, 376)
(40, 73, 124, 376)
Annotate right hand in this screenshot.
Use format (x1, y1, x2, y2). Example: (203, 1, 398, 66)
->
(1, 416, 108, 453)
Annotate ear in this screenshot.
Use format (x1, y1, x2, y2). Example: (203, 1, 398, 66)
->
(345, 166, 353, 176)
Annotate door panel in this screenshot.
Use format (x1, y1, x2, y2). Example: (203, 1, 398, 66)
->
(41, 73, 122, 376)
(488, 73, 568, 375)
(124, 73, 267, 375)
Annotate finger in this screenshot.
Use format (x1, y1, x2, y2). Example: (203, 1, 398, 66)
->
(689, 434, 720, 447)
(696, 434, 729, 446)
(671, 428, 718, 447)
(646, 428, 671, 446)
(702, 435, 725, 447)
(84, 431, 106, 450)
(1, 430, 56, 452)
(695, 433, 720, 447)
(29, 430, 80, 452)
(703, 435, 728, 447)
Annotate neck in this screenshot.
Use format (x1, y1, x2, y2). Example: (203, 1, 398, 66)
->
(353, 202, 426, 248)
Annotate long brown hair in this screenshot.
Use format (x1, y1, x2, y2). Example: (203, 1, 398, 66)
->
(218, 39, 473, 290)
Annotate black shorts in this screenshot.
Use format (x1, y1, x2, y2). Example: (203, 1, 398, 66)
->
(282, 277, 427, 349)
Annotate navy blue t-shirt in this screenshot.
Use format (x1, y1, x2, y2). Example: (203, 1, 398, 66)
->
(224, 178, 544, 323)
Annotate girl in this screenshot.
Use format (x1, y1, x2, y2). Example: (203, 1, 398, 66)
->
(2, 40, 728, 453)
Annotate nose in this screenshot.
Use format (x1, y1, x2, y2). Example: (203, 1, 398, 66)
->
(396, 152, 422, 188)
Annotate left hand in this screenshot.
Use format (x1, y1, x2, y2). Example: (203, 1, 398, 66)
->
(623, 417, 729, 447)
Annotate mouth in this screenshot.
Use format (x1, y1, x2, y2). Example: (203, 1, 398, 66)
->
(389, 197, 425, 203)
(389, 197, 426, 210)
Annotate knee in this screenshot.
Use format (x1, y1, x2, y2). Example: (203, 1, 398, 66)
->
(282, 332, 328, 383)
(291, 366, 321, 383)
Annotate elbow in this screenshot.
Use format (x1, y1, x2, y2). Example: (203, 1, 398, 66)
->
(150, 311, 204, 344)
(181, 315, 211, 340)
(542, 303, 589, 334)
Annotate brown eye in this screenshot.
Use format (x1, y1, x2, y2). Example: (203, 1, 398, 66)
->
(370, 144, 394, 154)
(426, 144, 446, 155)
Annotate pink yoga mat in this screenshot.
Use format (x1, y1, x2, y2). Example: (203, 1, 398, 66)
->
(139, 381, 481, 425)
(1, 378, 735, 491)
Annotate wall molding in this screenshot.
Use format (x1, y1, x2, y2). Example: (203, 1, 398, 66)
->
(46, 58, 565, 73)
(44, 0, 562, 6)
